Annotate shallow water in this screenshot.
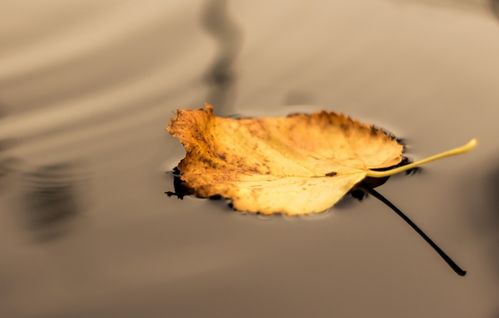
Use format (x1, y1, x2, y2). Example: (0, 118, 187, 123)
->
(1, 1, 499, 317)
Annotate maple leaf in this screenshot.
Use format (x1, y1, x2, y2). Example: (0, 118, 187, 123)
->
(167, 103, 476, 216)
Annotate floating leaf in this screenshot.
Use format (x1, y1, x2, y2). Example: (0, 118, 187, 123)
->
(167, 104, 476, 216)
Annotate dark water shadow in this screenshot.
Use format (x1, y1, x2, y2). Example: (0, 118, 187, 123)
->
(0, 141, 19, 188)
(201, 0, 243, 114)
(165, 167, 193, 199)
(454, 154, 499, 285)
(479, 159, 499, 281)
(0, 101, 19, 190)
(491, 0, 499, 20)
(20, 162, 86, 242)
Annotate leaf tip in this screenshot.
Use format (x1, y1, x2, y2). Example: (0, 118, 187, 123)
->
(465, 138, 478, 152)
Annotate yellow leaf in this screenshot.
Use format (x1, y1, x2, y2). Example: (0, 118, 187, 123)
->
(167, 104, 476, 216)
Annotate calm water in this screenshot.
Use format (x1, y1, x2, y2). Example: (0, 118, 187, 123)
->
(1, 1, 499, 317)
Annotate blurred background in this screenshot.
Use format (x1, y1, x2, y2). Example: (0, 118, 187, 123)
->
(1, 1, 499, 317)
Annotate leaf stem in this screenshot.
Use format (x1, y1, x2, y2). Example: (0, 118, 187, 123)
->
(366, 138, 477, 178)
(364, 186, 467, 276)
